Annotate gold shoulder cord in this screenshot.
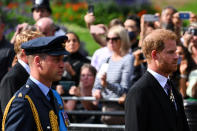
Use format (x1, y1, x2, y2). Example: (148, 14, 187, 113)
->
(2, 96, 15, 131)
(2, 95, 43, 131)
(25, 95, 43, 131)
(49, 110, 59, 131)
(2, 95, 59, 131)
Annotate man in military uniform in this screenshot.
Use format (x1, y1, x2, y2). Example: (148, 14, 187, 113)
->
(2, 36, 69, 131)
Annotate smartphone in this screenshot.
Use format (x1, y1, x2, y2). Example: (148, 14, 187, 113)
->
(88, 5, 94, 13)
(179, 12, 190, 20)
(59, 81, 75, 91)
(177, 56, 182, 65)
(188, 28, 197, 36)
(143, 14, 159, 22)
(139, 53, 145, 60)
(90, 25, 105, 34)
(97, 63, 108, 79)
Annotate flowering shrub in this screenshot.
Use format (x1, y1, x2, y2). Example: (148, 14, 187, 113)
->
(52, 1, 159, 27)
(1, 1, 159, 29)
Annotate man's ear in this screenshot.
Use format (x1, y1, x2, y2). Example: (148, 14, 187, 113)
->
(151, 50, 158, 60)
(34, 56, 41, 67)
(21, 49, 26, 56)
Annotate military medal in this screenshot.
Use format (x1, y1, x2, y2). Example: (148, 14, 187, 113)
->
(169, 91, 175, 103)
(61, 111, 70, 127)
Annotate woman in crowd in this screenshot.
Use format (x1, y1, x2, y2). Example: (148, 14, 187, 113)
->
(92, 25, 134, 125)
(171, 44, 195, 98)
(56, 32, 90, 96)
(64, 64, 99, 123)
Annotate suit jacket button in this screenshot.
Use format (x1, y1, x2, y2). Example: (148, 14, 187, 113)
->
(26, 85, 29, 88)
(47, 126, 51, 130)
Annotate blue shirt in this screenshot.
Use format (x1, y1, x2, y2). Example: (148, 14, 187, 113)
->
(29, 76, 50, 100)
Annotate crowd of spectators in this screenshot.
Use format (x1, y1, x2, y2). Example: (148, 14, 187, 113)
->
(0, 0, 197, 128)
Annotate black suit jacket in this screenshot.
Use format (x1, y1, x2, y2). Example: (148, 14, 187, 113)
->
(125, 71, 190, 131)
(4, 78, 60, 131)
(0, 62, 29, 130)
(0, 62, 29, 113)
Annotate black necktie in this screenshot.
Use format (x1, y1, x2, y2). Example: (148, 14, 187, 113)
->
(165, 79, 177, 110)
(48, 89, 55, 109)
(165, 80, 172, 97)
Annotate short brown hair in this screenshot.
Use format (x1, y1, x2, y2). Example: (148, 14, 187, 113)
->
(14, 29, 43, 57)
(80, 64, 97, 78)
(142, 29, 177, 60)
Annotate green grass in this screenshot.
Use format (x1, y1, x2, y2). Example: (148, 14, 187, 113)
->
(63, 23, 100, 56)
(177, 0, 197, 13)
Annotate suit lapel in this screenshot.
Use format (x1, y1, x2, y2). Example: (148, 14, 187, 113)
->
(145, 72, 177, 128)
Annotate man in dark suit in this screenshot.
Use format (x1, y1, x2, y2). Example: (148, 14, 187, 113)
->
(2, 36, 69, 131)
(125, 29, 190, 131)
(0, 14, 15, 82)
(0, 30, 43, 114)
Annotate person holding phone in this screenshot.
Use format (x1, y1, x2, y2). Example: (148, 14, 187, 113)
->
(160, 6, 177, 31)
(65, 64, 99, 123)
(92, 25, 134, 125)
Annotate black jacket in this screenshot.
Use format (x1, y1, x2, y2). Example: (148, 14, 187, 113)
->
(0, 62, 29, 113)
(125, 71, 190, 131)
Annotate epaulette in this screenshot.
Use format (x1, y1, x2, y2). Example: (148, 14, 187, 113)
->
(15, 84, 32, 99)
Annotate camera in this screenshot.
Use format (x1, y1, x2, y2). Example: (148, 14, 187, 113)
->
(179, 12, 190, 20)
(143, 14, 159, 22)
(188, 28, 197, 36)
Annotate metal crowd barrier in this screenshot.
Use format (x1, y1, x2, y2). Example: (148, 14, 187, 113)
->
(62, 96, 120, 102)
(184, 99, 197, 131)
(63, 97, 197, 131)
(62, 96, 125, 131)
(68, 123, 125, 131)
(67, 110, 124, 116)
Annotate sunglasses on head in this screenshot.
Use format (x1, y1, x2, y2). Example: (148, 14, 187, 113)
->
(106, 36, 120, 42)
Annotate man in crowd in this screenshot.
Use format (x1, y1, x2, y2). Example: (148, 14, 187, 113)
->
(124, 15, 140, 52)
(125, 29, 190, 131)
(0, 15, 15, 82)
(160, 6, 177, 31)
(35, 17, 56, 36)
(32, 0, 52, 22)
(0, 30, 43, 120)
(11, 0, 66, 44)
(2, 36, 69, 130)
(32, 0, 66, 36)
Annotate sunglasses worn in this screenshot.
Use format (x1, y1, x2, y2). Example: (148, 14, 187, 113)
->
(106, 36, 120, 42)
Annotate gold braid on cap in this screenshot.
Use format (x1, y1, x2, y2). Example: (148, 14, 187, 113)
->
(2, 96, 16, 131)
(49, 110, 59, 131)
